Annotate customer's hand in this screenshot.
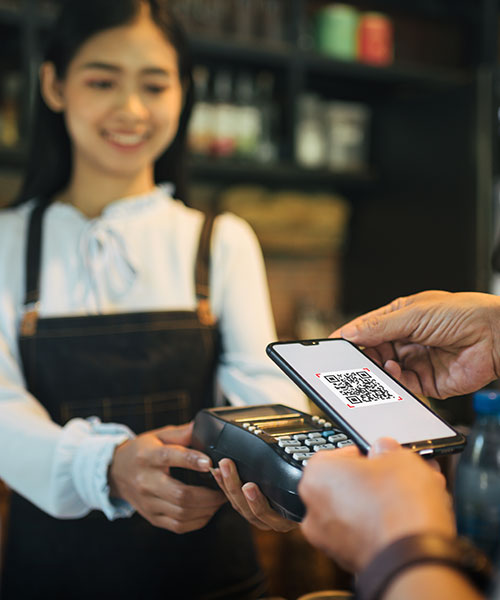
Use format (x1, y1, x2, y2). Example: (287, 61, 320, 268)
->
(211, 458, 297, 532)
(299, 438, 455, 572)
(109, 422, 226, 533)
(333, 290, 500, 398)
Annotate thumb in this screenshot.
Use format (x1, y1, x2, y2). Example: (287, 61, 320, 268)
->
(368, 437, 401, 458)
(154, 422, 194, 446)
(339, 308, 414, 347)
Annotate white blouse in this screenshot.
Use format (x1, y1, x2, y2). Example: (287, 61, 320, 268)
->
(0, 187, 306, 520)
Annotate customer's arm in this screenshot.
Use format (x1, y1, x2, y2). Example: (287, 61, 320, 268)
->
(298, 440, 486, 600)
(383, 565, 482, 600)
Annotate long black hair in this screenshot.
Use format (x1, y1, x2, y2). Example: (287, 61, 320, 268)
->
(13, 0, 193, 207)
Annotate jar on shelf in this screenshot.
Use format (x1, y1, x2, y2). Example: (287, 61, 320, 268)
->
(295, 94, 327, 169)
(315, 4, 360, 61)
(324, 101, 371, 172)
(358, 12, 394, 66)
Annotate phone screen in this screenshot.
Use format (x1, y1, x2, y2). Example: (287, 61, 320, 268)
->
(270, 339, 457, 446)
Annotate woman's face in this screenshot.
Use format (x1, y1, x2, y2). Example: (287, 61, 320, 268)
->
(47, 7, 184, 182)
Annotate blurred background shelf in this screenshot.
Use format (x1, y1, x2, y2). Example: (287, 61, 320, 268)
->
(189, 157, 377, 190)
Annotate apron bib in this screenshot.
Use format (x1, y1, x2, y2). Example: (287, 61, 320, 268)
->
(1, 202, 266, 600)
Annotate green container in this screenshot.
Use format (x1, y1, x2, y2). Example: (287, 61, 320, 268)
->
(315, 4, 359, 60)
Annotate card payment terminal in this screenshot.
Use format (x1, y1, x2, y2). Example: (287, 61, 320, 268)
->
(191, 404, 353, 522)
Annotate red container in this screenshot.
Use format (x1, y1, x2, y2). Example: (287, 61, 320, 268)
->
(358, 12, 394, 66)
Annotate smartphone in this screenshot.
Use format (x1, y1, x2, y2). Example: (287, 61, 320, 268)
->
(267, 338, 466, 457)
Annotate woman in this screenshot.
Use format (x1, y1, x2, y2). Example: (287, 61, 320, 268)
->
(0, 1, 304, 598)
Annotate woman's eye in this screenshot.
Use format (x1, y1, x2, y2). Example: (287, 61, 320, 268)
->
(87, 80, 114, 90)
(145, 84, 168, 94)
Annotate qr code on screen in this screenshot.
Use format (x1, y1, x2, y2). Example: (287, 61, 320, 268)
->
(317, 368, 402, 409)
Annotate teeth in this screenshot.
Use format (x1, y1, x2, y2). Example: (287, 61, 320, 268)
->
(107, 132, 145, 145)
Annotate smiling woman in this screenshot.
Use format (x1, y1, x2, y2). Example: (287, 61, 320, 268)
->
(15, 0, 194, 212)
(38, 6, 184, 220)
(0, 1, 307, 599)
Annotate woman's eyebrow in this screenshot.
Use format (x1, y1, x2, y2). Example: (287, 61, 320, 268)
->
(79, 62, 121, 72)
(79, 62, 173, 77)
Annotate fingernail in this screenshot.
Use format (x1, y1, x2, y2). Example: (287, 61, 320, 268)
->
(197, 457, 211, 470)
(243, 484, 257, 501)
(209, 467, 221, 482)
(220, 460, 230, 478)
(369, 437, 400, 457)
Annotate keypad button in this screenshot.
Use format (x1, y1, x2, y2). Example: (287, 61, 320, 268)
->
(307, 432, 323, 439)
(312, 415, 320, 422)
(279, 439, 300, 447)
(318, 418, 326, 426)
(337, 440, 354, 448)
(253, 429, 262, 435)
(276, 436, 292, 441)
(242, 423, 251, 429)
(247, 426, 256, 432)
(322, 430, 337, 438)
(293, 452, 310, 461)
(284, 446, 308, 454)
(293, 434, 308, 441)
(314, 443, 336, 451)
(323, 421, 333, 428)
(328, 433, 347, 443)
(305, 438, 326, 447)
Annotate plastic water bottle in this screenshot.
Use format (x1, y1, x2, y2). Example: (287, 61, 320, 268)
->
(454, 390, 500, 561)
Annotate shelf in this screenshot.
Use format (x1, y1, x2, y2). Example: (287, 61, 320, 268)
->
(188, 157, 376, 191)
(360, 0, 479, 22)
(189, 35, 292, 68)
(302, 53, 472, 90)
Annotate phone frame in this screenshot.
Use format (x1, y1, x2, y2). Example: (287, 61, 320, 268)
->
(267, 338, 466, 457)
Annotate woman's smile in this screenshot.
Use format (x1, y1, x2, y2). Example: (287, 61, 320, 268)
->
(103, 129, 152, 150)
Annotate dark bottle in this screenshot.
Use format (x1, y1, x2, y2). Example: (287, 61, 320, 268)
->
(454, 390, 500, 562)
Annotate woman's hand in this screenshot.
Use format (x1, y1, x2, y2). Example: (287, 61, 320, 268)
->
(108, 422, 226, 533)
(211, 458, 297, 533)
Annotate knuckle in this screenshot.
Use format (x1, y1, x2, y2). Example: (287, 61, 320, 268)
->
(173, 486, 190, 505)
(170, 519, 187, 535)
(133, 472, 149, 495)
(149, 515, 162, 528)
(186, 452, 202, 469)
(136, 446, 150, 466)
(159, 447, 171, 467)
(391, 296, 407, 311)
(172, 504, 189, 521)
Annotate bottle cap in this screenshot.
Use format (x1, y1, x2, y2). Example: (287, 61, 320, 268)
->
(473, 390, 500, 415)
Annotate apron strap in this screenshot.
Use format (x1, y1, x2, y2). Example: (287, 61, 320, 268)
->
(195, 213, 217, 327)
(20, 201, 47, 336)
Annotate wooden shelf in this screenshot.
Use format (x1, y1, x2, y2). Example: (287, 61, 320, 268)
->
(302, 53, 472, 90)
(188, 157, 376, 191)
(189, 35, 292, 68)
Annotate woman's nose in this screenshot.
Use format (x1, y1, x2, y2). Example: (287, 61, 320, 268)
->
(116, 91, 149, 120)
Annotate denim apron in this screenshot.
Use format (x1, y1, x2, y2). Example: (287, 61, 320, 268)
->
(1, 202, 266, 600)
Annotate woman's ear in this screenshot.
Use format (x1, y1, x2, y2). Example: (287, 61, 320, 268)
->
(40, 62, 65, 112)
